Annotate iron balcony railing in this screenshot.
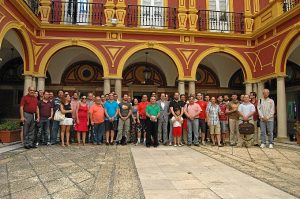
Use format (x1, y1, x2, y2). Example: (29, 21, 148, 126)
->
(283, 0, 300, 12)
(23, 0, 39, 16)
(198, 10, 244, 33)
(127, 5, 177, 29)
(51, 0, 104, 25)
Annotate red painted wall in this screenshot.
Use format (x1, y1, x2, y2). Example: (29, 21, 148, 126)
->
(260, 0, 270, 10)
(233, 0, 244, 13)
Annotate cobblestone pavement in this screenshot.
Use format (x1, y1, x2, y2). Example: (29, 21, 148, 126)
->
(190, 144, 300, 198)
(0, 144, 145, 199)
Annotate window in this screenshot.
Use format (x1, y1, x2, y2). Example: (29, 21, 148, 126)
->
(140, 0, 164, 28)
(64, 0, 89, 25)
(208, 0, 230, 32)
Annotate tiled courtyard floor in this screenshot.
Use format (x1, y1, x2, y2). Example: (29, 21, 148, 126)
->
(0, 143, 299, 199)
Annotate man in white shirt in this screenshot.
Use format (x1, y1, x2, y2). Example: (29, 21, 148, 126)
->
(257, 89, 275, 149)
(238, 94, 255, 147)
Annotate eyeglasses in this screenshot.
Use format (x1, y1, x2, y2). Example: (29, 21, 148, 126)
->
(81, 97, 87, 100)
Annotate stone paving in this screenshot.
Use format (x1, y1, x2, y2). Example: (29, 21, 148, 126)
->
(0, 144, 144, 199)
(132, 145, 299, 199)
(0, 143, 299, 199)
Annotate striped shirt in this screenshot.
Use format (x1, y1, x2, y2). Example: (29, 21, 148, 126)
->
(206, 104, 220, 125)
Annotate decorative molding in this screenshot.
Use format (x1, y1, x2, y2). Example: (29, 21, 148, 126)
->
(32, 41, 48, 64)
(102, 45, 126, 68)
(115, 0, 126, 27)
(107, 32, 122, 40)
(176, 48, 198, 69)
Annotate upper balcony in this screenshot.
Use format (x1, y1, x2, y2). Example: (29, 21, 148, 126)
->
(21, 0, 299, 36)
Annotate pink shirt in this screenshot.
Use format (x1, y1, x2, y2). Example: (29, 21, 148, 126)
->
(184, 103, 202, 118)
(71, 99, 80, 119)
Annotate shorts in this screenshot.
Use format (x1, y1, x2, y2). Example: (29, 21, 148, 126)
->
(105, 120, 118, 131)
(60, 118, 73, 126)
(209, 123, 221, 135)
(173, 127, 182, 137)
(199, 119, 206, 133)
(220, 121, 229, 133)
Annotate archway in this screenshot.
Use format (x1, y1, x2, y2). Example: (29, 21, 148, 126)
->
(122, 48, 179, 98)
(195, 52, 246, 96)
(46, 46, 105, 95)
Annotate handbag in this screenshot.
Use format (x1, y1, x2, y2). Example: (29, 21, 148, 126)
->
(54, 110, 65, 121)
(239, 120, 254, 134)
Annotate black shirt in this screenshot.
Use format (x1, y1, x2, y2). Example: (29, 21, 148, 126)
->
(63, 103, 72, 118)
(169, 100, 185, 118)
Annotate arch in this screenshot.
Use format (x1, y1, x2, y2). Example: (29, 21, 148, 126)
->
(0, 21, 34, 74)
(38, 40, 109, 77)
(275, 24, 300, 75)
(117, 43, 185, 80)
(190, 47, 253, 81)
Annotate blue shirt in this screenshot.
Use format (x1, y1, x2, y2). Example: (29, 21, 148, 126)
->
(104, 100, 119, 120)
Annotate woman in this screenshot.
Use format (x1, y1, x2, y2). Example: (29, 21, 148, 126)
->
(75, 95, 89, 145)
(131, 98, 140, 145)
(60, 94, 73, 147)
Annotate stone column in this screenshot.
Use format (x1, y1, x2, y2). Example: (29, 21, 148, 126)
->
(23, 75, 32, 95)
(115, 79, 122, 101)
(178, 81, 185, 95)
(257, 81, 264, 100)
(252, 83, 258, 94)
(188, 81, 195, 96)
(103, 78, 111, 95)
(31, 77, 37, 91)
(37, 77, 45, 92)
(277, 76, 288, 140)
(245, 82, 252, 95)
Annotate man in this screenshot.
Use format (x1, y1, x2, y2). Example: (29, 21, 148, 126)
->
(204, 94, 211, 142)
(20, 86, 40, 149)
(71, 92, 79, 143)
(204, 95, 210, 103)
(116, 94, 132, 145)
(223, 95, 230, 105)
(49, 92, 54, 102)
(257, 89, 275, 149)
(240, 94, 245, 103)
(51, 90, 64, 145)
(184, 96, 201, 146)
(38, 91, 53, 146)
(226, 93, 240, 146)
(218, 95, 229, 145)
(146, 96, 160, 147)
(180, 94, 187, 144)
(250, 92, 259, 146)
(196, 93, 207, 145)
(90, 96, 105, 145)
(104, 93, 119, 145)
(238, 94, 255, 147)
(38, 90, 44, 101)
(169, 92, 184, 146)
(157, 93, 170, 145)
(114, 93, 120, 104)
(138, 95, 150, 144)
(86, 92, 95, 143)
(206, 97, 222, 146)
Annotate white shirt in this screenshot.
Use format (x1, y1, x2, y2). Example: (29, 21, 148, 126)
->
(171, 116, 183, 127)
(238, 102, 255, 120)
(161, 101, 165, 110)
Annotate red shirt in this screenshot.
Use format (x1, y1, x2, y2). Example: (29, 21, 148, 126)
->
(218, 102, 228, 121)
(20, 95, 38, 113)
(251, 99, 258, 121)
(138, 101, 150, 119)
(196, 100, 207, 119)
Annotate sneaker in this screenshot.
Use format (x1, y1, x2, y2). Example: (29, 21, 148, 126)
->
(178, 144, 182, 147)
(135, 141, 140, 146)
(174, 144, 177, 147)
(169, 142, 172, 146)
(269, 144, 273, 149)
(260, 144, 266, 148)
(202, 141, 206, 146)
(47, 142, 51, 146)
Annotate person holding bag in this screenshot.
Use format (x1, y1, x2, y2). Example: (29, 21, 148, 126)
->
(60, 94, 73, 147)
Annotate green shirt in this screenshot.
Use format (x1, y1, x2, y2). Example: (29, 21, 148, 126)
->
(146, 104, 160, 117)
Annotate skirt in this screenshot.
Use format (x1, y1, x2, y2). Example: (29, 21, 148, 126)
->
(60, 118, 73, 126)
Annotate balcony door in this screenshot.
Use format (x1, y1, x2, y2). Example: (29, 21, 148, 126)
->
(140, 0, 164, 28)
(64, 0, 89, 25)
(208, 0, 230, 32)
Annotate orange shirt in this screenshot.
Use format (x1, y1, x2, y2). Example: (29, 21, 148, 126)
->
(89, 104, 105, 124)
(138, 101, 150, 119)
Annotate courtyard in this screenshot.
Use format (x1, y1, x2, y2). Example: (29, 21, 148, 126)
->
(0, 143, 299, 199)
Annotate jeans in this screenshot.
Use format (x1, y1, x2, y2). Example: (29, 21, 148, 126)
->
(187, 118, 199, 145)
(116, 119, 131, 142)
(260, 120, 274, 144)
(23, 112, 35, 147)
(169, 119, 173, 143)
(94, 123, 105, 144)
(51, 120, 60, 144)
(158, 118, 168, 144)
(39, 119, 50, 144)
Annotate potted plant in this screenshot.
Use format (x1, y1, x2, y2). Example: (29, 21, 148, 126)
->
(293, 120, 300, 144)
(0, 120, 21, 143)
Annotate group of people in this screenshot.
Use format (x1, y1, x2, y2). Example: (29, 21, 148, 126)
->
(20, 86, 275, 149)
